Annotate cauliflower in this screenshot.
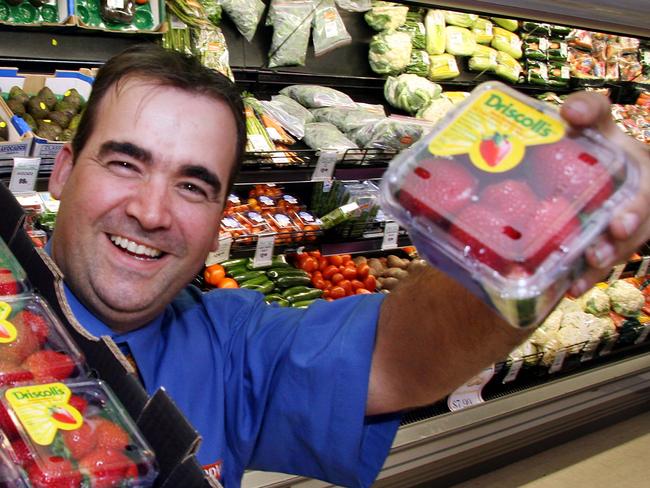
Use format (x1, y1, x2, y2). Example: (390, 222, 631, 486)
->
(384, 74, 442, 114)
(365, 1, 408, 31)
(606, 280, 644, 317)
(369, 31, 412, 75)
(578, 286, 610, 316)
(508, 340, 538, 365)
(556, 297, 582, 314)
(557, 311, 594, 351)
(530, 308, 563, 346)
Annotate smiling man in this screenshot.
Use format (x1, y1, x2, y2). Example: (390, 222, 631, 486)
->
(46, 45, 650, 487)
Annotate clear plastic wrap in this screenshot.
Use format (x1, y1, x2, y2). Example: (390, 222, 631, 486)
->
(424, 9, 446, 55)
(353, 116, 432, 150)
(384, 74, 442, 114)
(303, 122, 358, 156)
(445, 25, 477, 56)
(335, 0, 371, 12)
(259, 95, 315, 139)
(280, 84, 356, 108)
(364, 1, 408, 31)
(219, 0, 265, 42)
(268, 0, 314, 68)
(312, 0, 352, 57)
(193, 24, 234, 81)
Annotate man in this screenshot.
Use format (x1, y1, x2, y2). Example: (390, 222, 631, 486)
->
(47, 45, 650, 486)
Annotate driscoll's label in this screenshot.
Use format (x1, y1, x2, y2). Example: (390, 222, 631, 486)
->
(428, 88, 565, 173)
(0, 302, 17, 343)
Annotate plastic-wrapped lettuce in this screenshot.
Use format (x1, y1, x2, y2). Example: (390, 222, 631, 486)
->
(442, 10, 477, 28)
(491, 17, 518, 32)
(259, 94, 315, 139)
(280, 84, 356, 108)
(468, 44, 498, 72)
(335, 0, 371, 11)
(424, 9, 445, 55)
(364, 1, 408, 31)
(397, 11, 426, 50)
(303, 122, 358, 156)
(369, 30, 412, 75)
(405, 49, 430, 77)
(353, 116, 431, 150)
(495, 51, 523, 83)
(472, 18, 493, 44)
(313, 0, 352, 57)
(219, 0, 265, 42)
(268, 0, 314, 68)
(384, 74, 442, 114)
(415, 95, 453, 124)
(428, 53, 460, 80)
(492, 27, 522, 59)
(445, 25, 476, 56)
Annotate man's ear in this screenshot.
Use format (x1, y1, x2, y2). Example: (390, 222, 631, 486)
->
(49, 143, 74, 199)
(209, 231, 220, 253)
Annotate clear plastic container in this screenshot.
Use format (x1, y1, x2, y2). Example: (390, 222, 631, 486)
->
(0, 379, 158, 487)
(0, 445, 29, 487)
(380, 81, 639, 328)
(0, 237, 30, 298)
(0, 294, 86, 387)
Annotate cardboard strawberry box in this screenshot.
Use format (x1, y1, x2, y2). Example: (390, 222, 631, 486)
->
(380, 81, 639, 328)
(0, 379, 157, 487)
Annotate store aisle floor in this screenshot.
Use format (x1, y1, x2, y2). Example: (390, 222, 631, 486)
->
(450, 409, 650, 488)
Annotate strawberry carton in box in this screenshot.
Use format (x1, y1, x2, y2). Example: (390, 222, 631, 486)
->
(0, 295, 86, 387)
(380, 81, 639, 328)
(0, 379, 158, 487)
(0, 236, 30, 298)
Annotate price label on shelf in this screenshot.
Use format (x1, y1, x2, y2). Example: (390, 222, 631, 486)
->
(9, 158, 40, 193)
(635, 326, 650, 345)
(447, 364, 494, 412)
(636, 256, 650, 278)
(608, 264, 626, 284)
(599, 337, 617, 357)
(205, 237, 233, 266)
(580, 341, 599, 362)
(381, 222, 399, 250)
(311, 150, 337, 181)
(548, 350, 567, 374)
(252, 234, 275, 269)
(502, 359, 523, 384)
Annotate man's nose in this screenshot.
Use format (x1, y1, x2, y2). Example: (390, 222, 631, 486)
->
(125, 179, 173, 230)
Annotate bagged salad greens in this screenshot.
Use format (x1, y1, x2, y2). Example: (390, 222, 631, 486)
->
(194, 24, 234, 81)
(445, 25, 477, 56)
(472, 18, 494, 44)
(280, 84, 356, 108)
(219, 0, 265, 42)
(405, 49, 430, 77)
(424, 9, 446, 55)
(442, 10, 477, 28)
(369, 30, 412, 75)
(428, 53, 460, 80)
(415, 95, 454, 124)
(335, 0, 371, 11)
(268, 0, 315, 68)
(353, 116, 432, 150)
(311, 106, 385, 134)
(303, 122, 358, 155)
(384, 74, 442, 114)
(259, 94, 315, 139)
(364, 1, 408, 31)
(397, 11, 426, 50)
(313, 0, 352, 57)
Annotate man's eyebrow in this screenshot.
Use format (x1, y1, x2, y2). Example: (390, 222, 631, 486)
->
(179, 164, 222, 198)
(98, 141, 153, 164)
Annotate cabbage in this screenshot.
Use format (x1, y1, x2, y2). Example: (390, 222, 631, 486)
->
(369, 30, 412, 75)
(472, 18, 493, 44)
(491, 17, 518, 32)
(468, 44, 497, 72)
(427, 53, 460, 80)
(445, 26, 476, 56)
(495, 51, 523, 83)
(424, 9, 446, 55)
(384, 74, 442, 114)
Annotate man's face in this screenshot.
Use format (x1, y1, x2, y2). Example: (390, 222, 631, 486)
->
(49, 78, 237, 332)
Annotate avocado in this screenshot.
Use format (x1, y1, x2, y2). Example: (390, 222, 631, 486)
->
(8, 86, 29, 105)
(68, 114, 83, 131)
(5, 0, 23, 7)
(62, 88, 83, 111)
(59, 128, 75, 141)
(48, 110, 71, 129)
(7, 98, 26, 116)
(99, 0, 135, 24)
(0, 121, 8, 141)
(38, 86, 57, 110)
(36, 120, 63, 141)
(27, 97, 50, 119)
(21, 113, 38, 132)
(54, 100, 78, 118)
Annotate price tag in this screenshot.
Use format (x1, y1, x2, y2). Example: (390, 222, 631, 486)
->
(608, 264, 626, 284)
(635, 325, 650, 345)
(381, 222, 399, 250)
(205, 237, 232, 266)
(447, 365, 494, 412)
(169, 14, 187, 29)
(599, 337, 617, 356)
(9, 158, 40, 193)
(502, 359, 523, 384)
(580, 341, 599, 362)
(548, 350, 566, 374)
(252, 234, 275, 269)
(636, 256, 650, 278)
(311, 150, 338, 181)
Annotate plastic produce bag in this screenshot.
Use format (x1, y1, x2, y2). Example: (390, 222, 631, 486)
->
(258, 95, 315, 139)
(442, 10, 477, 28)
(495, 50, 523, 83)
(384, 74, 442, 114)
(364, 1, 408, 31)
(472, 18, 493, 44)
(492, 27, 522, 59)
(368, 30, 412, 75)
(335, 0, 371, 11)
(193, 24, 234, 81)
(198, 0, 222, 27)
(397, 11, 426, 50)
(219, 0, 265, 42)
(445, 25, 476, 56)
(405, 49, 430, 77)
(523, 36, 548, 60)
(268, 0, 315, 68)
(312, 0, 352, 57)
(416, 95, 454, 124)
(428, 53, 460, 80)
(311, 106, 385, 134)
(280, 84, 356, 108)
(424, 9, 445, 55)
(303, 122, 358, 156)
(468, 44, 498, 72)
(491, 17, 518, 32)
(353, 116, 432, 150)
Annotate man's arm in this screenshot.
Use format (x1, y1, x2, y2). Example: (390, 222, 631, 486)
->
(366, 92, 650, 415)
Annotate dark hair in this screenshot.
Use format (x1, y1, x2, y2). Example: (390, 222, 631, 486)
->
(72, 43, 246, 193)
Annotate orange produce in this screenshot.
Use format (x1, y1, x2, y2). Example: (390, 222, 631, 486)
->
(204, 264, 226, 286)
(217, 278, 239, 289)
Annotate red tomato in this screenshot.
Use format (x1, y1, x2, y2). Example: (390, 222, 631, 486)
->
(331, 273, 344, 284)
(323, 289, 331, 298)
(309, 250, 322, 258)
(323, 280, 332, 290)
(340, 254, 352, 264)
(319, 258, 328, 271)
(312, 270, 323, 280)
(341, 267, 357, 280)
(355, 288, 372, 294)
(301, 257, 318, 273)
(322, 265, 339, 280)
(329, 255, 344, 266)
(313, 279, 326, 290)
(357, 263, 370, 280)
(329, 286, 346, 299)
(363, 275, 376, 292)
(338, 279, 352, 295)
(351, 279, 365, 291)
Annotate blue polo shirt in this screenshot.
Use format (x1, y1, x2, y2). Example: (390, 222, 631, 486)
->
(61, 282, 401, 487)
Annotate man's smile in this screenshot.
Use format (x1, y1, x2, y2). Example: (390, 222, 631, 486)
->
(109, 234, 163, 260)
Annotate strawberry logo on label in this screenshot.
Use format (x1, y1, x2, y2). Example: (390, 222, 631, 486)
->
(51, 406, 77, 425)
(0, 301, 17, 343)
(479, 133, 511, 167)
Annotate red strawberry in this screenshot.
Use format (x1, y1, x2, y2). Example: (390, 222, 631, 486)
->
(479, 133, 512, 166)
(93, 418, 130, 451)
(79, 448, 131, 488)
(61, 422, 97, 460)
(0, 402, 19, 441)
(69, 395, 88, 416)
(528, 139, 614, 212)
(22, 350, 75, 381)
(10, 438, 34, 465)
(0, 268, 19, 296)
(26, 455, 82, 488)
(16, 310, 50, 345)
(398, 158, 478, 222)
(480, 179, 538, 229)
(0, 358, 34, 387)
(0, 314, 39, 364)
(450, 204, 524, 274)
(522, 197, 581, 271)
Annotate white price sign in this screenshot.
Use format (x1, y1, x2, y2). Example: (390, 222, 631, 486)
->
(447, 365, 494, 412)
(608, 264, 626, 284)
(311, 151, 338, 181)
(548, 350, 567, 374)
(205, 237, 233, 266)
(9, 157, 40, 193)
(252, 234, 275, 269)
(636, 256, 650, 278)
(381, 222, 399, 250)
(635, 326, 650, 345)
(502, 359, 523, 384)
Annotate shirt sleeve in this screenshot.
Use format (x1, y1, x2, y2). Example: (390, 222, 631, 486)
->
(213, 291, 401, 487)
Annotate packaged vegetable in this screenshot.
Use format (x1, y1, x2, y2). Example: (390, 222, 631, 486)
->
(445, 25, 477, 56)
(428, 53, 460, 80)
(384, 74, 442, 114)
(491, 17, 518, 32)
(219, 0, 265, 42)
(442, 10, 477, 28)
(312, 0, 352, 57)
(99, 0, 134, 24)
(550, 24, 572, 36)
(523, 36, 548, 61)
(397, 11, 426, 50)
(495, 51, 523, 83)
(522, 22, 551, 37)
(547, 39, 568, 62)
(492, 27, 523, 59)
(0, 237, 29, 298)
(415, 96, 454, 124)
(311, 106, 385, 134)
(364, 1, 408, 31)
(280, 84, 356, 109)
(526, 60, 549, 85)
(335, 0, 371, 11)
(547, 62, 571, 87)
(369, 30, 413, 75)
(471, 17, 494, 45)
(405, 49, 430, 77)
(424, 9, 446, 55)
(193, 24, 234, 81)
(259, 95, 314, 139)
(268, 0, 314, 68)
(468, 44, 498, 72)
(303, 122, 358, 157)
(353, 116, 431, 150)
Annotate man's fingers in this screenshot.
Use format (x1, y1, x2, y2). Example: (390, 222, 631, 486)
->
(561, 91, 613, 131)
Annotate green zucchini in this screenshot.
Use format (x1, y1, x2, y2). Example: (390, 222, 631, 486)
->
(287, 289, 323, 303)
(221, 258, 249, 269)
(275, 275, 312, 289)
(241, 275, 273, 287)
(281, 286, 313, 298)
(265, 294, 290, 307)
(291, 299, 317, 308)
(231, 270, 266, 282)
(266, 268, 309, 280)
(246, 255, 291, 270)
(241, 281, 275, 294)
